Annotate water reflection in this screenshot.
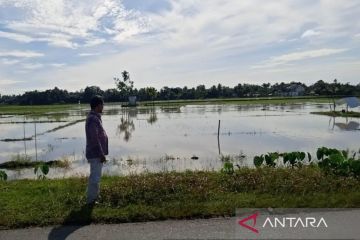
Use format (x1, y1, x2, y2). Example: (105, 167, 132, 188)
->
(332, 117, 360, 131)
(335, 121, 360, 131)
(117, 108, 136, 142)
(147, 108, 158, 125)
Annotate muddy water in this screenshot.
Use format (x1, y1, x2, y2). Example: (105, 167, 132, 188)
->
(0, 103, 359, 179)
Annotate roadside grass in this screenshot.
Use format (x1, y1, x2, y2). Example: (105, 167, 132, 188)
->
(1, 166, 359, 229)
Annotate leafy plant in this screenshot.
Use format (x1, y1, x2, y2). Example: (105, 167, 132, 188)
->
(114, 70, 134, 96)
(316, 147, 360, 177)
(34, 163, 49, 180)
(254, 155, 264, 167)
(221, 161, 234, 174)
(254, 151, 310, 168)
(0, 170, 7, 181)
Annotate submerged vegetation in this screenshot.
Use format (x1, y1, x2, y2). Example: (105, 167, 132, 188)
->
(0, 170, 7, 181)
(0, 154, 71, 170)
(311, 111, 360, 118)
(0, 119, 85, 142)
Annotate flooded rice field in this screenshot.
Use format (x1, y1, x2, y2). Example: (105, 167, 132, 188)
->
(1, 103, 359, 179)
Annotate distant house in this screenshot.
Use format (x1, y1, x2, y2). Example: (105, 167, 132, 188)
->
(286, 84, 305, 97)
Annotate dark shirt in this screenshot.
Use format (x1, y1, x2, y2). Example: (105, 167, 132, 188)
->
(85, 110, 108, 159)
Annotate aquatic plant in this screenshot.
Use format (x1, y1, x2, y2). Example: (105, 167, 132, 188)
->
(253, 147, 360, 178)
(0, 170, 7, 181)
(316, 147, 360, 177)
(34, 163, 49, 180)
(254, 151, 311, 168)
(221, 161, 234, 174)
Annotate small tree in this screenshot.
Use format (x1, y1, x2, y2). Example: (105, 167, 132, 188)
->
(114, 70, 134, 97)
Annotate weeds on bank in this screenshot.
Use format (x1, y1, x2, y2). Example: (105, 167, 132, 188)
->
(249, 147, 360, 178)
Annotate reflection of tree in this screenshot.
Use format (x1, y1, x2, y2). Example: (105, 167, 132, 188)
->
(117, 109, 136, 142)
(118, 117, 135, 141)
(147, 108, 158, 125)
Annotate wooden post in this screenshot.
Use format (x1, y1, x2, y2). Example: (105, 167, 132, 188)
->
(34, 122, 38, 161)
(23, 118, 27, 156)
(217, 120, 221, 139)
(217, 120, 221, 155)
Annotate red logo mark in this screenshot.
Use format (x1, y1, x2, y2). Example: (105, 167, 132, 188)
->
(238, 212, 259, 234)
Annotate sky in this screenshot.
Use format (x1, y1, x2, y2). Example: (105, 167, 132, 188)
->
(0, 0, 359, 95)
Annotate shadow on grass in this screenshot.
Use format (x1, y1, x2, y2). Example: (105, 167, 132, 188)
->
(48, 203, 94, 240)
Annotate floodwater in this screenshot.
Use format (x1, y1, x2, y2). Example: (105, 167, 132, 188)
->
(0, 103, 359, 180)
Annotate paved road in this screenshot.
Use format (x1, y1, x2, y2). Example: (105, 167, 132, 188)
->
(1, 210, 360, 240)
(0, 217, 238, 240)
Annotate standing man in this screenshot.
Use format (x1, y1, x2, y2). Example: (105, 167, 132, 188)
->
(85, 95, 108, 204)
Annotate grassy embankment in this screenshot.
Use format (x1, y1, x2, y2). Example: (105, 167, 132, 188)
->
(0, 167, 359, 229)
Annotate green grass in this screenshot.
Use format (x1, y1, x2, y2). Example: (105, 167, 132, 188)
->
(0, 104, 80, 115)
(311, 111, 360, 118)
(1, 167, 359, 229)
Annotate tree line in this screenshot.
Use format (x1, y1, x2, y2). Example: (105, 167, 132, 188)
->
(0, 79, 359, 105)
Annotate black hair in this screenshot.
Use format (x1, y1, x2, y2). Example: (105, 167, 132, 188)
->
(90, 95, 104, 110)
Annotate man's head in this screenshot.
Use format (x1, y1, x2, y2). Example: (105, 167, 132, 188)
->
(90, 95, 104, 114)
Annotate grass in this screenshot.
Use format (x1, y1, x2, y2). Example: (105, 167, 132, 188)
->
(0, 154, 71, 169)
(311, 111, 360, 118)
(0, 104, 80, 115)
(0, 160, 70, 170)
(0, 166, 359, 229)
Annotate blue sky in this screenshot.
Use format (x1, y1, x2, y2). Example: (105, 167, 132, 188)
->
(0, 0, 359, 95)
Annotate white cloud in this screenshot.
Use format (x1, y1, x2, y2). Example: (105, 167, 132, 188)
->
(1, 58, 21, 65)
(22, 63, 44, 70)
(78, 52, 100, 57)
(0, 30, 34, 42)
(49, 63, 66, 68)
(0, 50, 44, 58)
(1, 0, 150, 48)
(1, 0, 360, 93)
(252, 48, 349, 69)
(301, 29, 322, 38)
(84, 38, 106, 47)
